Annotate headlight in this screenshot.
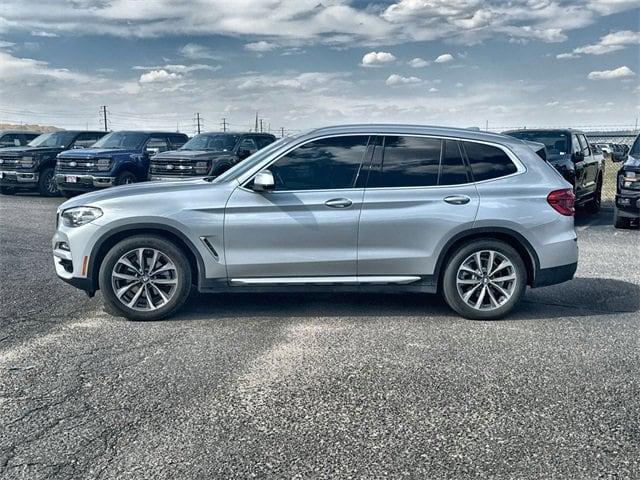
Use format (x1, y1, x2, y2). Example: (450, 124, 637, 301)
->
(96, 158, 111, 171)
(195, 161, 210, 174)
(61, 206, 103, 227)
(21, 156, 34, 168)
(620, 171, 639, 189)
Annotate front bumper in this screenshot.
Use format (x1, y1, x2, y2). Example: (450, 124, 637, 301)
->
(615, 191, 640, 217)
(0, 170, 39, 186)
(52, 221, 102, 292)
(54, 173, 116, 191)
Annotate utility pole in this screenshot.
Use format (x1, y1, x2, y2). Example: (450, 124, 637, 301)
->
(101, 105, 108, 132)
(254, 111, 259, 132)
(259, 119, 263, 133)
(221, 117, 228, 132)
(195, 113, 202, 134)
(280, 127, 285, 138)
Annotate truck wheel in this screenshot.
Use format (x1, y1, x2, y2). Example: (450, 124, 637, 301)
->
(37, 167, 59, 197)
(0, 187, 16, 195)
(613, 209, 632, 229)
(442, 239, 527, 320)
(99, 235, 192, 321)
(115, 171, 136, 186)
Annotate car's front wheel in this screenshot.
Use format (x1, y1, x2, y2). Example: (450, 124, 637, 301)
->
(0, 186, 16, 195)
(613, 208, 633, 229)
(442, 239, 527, 320)
(99, 235, 192, 321)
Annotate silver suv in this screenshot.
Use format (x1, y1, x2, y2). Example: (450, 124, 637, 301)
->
(52, 125, 578, 321)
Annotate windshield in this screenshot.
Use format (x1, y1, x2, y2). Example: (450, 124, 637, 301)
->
(507, 131, 569, 155)
(210, 135, 299, 184)
(28, 131, 77, 148)
(630, 136, 640, 156)
(92, 132, 148, 149)
(182, 134, 239, 152)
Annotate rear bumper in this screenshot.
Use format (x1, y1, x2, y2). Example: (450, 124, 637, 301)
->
(0, 170, 39, 186)
(54, 173, 116, 191)
(532, 262, 577, 288)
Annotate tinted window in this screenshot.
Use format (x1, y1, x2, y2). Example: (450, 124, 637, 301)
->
(578, 135, 590, 155)
(169, 135, 187, 148)
(93, 132, 148, 149)
(146, 137, 169, 156)
(256, 136, 275, 149)
(368, 136, 441, 188)
(571, 135, 581, 154)
(74, 132, 104, 148)
(0, 134, 21, 147)
(440, 139, 468, 185)
(630, 136, 640, 156)
(463, 141, 517, 182)
(182, 134, 238, 151)
(506, 131, 569, 155)
(239, 138, 258, 154)
(269, 135, 368, 191)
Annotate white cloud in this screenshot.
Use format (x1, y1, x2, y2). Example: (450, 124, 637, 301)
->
(546, 100, 560, 106)
(408, 57, 429, 68)
(179, 43, 222, 60)
(133, 64, 218, 74)
(385, 74, 421, 85)
(558, 30, 640, 58)
(556, 52, 578, 59)
(361, 51, 396, 67)
(434, 53, 454, 63)
(139, 69, 181, 83)
(245, 41, 277, 52)
(428, 87, 438, 92)
(0, 50, 92, 82)
(587, 66, 635, 80)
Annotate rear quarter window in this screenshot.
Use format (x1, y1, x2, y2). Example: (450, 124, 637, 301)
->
(463, 141, 518, 182)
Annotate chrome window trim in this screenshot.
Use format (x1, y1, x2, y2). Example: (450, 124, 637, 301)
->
(237, 132, 526, 193)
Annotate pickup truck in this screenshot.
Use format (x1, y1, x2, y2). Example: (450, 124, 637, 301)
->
(503, 129, 604, 212)
(149, 132, 276, 181)
(55, 130, 188, 197)
(0, 130, 106, 196)
(613, 134, 640, 228)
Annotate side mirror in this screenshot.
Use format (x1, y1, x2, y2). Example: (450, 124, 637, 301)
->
(612, 154, 628, 163)
(252, 170, 274, 192)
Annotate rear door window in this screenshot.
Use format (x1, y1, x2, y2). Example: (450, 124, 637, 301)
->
(0, 134, 21, 147)
(439, 139, 469, 185)
(463, 141, 517, 182)
(367, 136, 441, 188)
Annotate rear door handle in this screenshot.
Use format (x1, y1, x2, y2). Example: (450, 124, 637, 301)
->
(325, 198, 353, 208)
(443, 195, 471, 205)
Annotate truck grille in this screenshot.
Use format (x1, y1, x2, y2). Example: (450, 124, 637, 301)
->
(149, 158, 206, 177)
(56, 158, 97, 172)
(0, 153, 22, 169)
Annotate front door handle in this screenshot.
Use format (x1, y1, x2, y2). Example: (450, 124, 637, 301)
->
(325, 198, 353, 208)
(443, 195, 471, 205)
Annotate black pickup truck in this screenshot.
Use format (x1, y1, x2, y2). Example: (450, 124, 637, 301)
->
(613, 134, 640, 228)
(0, 130, 107, 196)
(148, 132, 276, 181)
(503, 129, 604, 212)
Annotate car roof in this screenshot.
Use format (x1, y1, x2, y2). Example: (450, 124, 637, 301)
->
(0, 130, 42, 135)
(109, 130, 188, 135)
(303, 124, 524, 146)
(197, 131, 275, 136)
(503, 128, 586, 135)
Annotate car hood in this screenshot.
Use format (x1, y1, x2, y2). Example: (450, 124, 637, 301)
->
(0, 146, 64, 155)
(58, 148, 138, 158)
(154, 149, 233, 160)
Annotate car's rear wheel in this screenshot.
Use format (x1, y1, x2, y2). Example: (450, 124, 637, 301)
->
(442, 239, 527, 320)
(584, 178, 602, 213)
(99, 235, 192, 321)
(37, 167, 59, 196)
(0, 186, 16, 195)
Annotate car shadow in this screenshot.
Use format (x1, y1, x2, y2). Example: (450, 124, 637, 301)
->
(165, 277, 639, 323)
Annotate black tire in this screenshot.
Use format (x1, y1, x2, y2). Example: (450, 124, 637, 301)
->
(115, 171, 137, 186)
(613, 209, 632, 229)
(584, 178, 602, 214)
(37, 167, 59, 196)
(99, 235, 192, 321)
(441, 239, 527, 320)
(211, 164, 231, 176)
(58, 189, 79, 199)
(0, 186, 16, 195)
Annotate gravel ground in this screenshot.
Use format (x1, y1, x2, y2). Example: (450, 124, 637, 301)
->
(1, 194, 639, 479)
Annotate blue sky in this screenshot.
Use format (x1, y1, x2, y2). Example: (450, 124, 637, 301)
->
(0, 0, 638, 134)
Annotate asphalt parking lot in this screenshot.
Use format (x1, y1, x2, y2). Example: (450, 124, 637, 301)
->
(1, 194, 638, 479)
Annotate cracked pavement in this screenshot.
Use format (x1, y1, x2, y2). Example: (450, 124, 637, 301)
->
(1, 194, 639, 479)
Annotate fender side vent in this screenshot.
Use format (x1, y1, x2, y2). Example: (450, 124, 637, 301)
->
(200, 236, 220, 261)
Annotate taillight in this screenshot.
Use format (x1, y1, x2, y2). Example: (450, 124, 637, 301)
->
(547, 188, 575, 216)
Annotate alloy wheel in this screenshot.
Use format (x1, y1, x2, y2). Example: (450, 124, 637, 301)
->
(111, 248, 179, 311)
(455, 250, 517, 311)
